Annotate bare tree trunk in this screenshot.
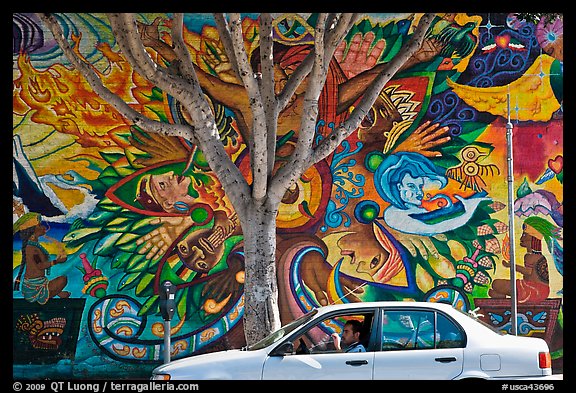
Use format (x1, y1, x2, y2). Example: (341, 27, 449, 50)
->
(239, 199, 281, 343)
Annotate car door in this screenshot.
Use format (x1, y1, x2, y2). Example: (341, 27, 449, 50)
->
(262, 310, 375, 379)
(262, 351, 374, 379)
(373, 308, 465, 380)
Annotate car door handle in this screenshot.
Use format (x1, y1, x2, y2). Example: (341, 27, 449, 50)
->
(346, 360, 368, 366)
(435, 357, 457, 363)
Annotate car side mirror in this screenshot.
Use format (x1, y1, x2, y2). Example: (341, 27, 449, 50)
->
(270, 341, 294, 356)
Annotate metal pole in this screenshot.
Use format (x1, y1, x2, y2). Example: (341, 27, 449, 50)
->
(506, 93, 518, 335)
(163, 320, 171, 363)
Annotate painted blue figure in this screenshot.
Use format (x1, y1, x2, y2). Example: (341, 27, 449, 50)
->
(374, 152, 490, 236)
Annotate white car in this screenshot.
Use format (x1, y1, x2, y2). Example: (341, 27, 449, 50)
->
(151, 301, 553, 380)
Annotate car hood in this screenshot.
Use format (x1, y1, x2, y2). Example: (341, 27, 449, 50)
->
(152, 348, 268, 380)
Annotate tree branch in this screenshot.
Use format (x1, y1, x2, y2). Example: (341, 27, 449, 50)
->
(258, 13, 278, 179)
(213, 13, 241, 81)
(272, 13, 359, 198)
(311, 12, 437, 163)
(39, 12, 252, 212)
(277, 50, 314, 112)
(37, 13, 195, 142)
(226, 13, 268, 201)
(292, 12, 329, 160)
(171, 13, 202, 85)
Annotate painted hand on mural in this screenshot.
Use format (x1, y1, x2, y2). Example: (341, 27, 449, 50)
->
(391, 120, 451, 158)
(195, 34, 236, 83)
(136, 17, 178, 65)
(334, 28, 387, 77)
(128, 127, 190, 167)
(136, 216, 194, 260)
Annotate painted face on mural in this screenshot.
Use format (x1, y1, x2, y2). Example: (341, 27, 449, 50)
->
(338, 231, 390, 278)
(397, 173, 425, 207)
(335, 222, 406, 286)
(149, 171, 193, 212)
(356, 92, 404, 144)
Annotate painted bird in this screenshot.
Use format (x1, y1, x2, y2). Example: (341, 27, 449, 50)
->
(446, 146, 500, 192)
(426, 16, 478, 59)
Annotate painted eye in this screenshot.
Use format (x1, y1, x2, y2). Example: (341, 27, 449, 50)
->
(370, 256, 379, 269)
(178, 243, 189, 256)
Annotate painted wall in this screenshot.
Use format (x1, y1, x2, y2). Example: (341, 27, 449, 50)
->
(12, 13, 563, 379)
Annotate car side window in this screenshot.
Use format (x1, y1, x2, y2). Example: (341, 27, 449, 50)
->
(436, 313, 465, 348)
(291, 312, 373, 354)
(381, 310, 435, 350)
(412, 312, 435, 349)
(381, 311, 415, 350)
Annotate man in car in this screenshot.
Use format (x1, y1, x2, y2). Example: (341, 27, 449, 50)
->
(331, 320, 367, 353)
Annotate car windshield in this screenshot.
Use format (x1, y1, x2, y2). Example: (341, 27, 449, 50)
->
(247, 309, 318, 350)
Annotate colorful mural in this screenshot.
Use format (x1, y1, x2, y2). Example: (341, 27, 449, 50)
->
(12, 13, 563, 379)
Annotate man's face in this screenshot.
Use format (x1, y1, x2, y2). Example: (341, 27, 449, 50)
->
(341, 324, 358, 345)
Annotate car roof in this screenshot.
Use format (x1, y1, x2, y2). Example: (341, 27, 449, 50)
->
(312, 301, 457, 315)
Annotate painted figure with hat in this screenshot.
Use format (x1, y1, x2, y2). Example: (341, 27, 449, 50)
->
(489, 216, 561, 303)
(13, 212, 70, 304)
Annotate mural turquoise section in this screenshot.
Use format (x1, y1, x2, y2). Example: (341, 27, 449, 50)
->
(12, 13, 563, 379)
